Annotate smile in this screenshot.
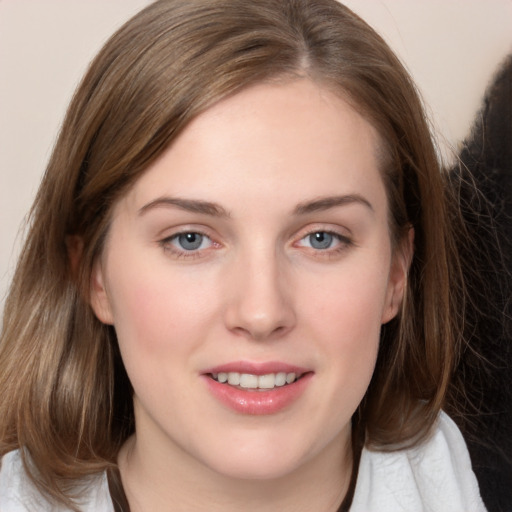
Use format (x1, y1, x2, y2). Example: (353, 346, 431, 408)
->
(210, 372, 299, 390)
(203, 363, 313, 415)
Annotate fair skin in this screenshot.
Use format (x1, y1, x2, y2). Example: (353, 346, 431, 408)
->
(91, 79, 409, 511)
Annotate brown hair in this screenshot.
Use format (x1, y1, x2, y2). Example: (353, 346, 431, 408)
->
(0, 0, 463, 508)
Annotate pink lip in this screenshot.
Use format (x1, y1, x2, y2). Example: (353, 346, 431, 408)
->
(201, 361, 313, 415)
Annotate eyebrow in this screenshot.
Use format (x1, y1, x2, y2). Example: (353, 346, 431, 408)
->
(138, 197, 230, 218)
(293, 194, 374, 215)
(138, 194, 373, 218)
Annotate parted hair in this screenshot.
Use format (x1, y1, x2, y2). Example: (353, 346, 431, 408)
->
(0, 0, 464, 508)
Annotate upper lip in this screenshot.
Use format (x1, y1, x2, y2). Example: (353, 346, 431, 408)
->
(203, 361, 311, 376)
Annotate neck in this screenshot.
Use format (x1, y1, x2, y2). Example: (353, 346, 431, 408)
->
(117, 429, 354, 512)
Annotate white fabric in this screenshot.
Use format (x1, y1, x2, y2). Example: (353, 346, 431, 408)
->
(0, 451, 113, 512)
(0, 411, 486, 511)
(350, 412, 487, 512)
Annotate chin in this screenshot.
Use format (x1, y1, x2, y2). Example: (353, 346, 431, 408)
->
(205, 454, 304, 482)
(196, 431, 323, 482)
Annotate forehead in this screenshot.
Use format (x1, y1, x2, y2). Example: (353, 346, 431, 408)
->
(117, 79, 387, 218)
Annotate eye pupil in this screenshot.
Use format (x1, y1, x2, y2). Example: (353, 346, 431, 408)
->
(309, 232, 333, 249)
(178, 233, 203, 250)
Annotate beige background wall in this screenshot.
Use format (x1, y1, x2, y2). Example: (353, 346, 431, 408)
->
(1, 0, 512, 314)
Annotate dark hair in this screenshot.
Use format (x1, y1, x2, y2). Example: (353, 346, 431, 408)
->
(0, 0, 463, 508)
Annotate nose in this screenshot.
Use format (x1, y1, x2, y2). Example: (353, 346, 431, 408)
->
(223, 247, 296, 341)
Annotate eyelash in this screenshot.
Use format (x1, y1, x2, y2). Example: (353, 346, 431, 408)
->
(295, 229, 353, 257)
(159, 230, 216, 260)
(158, 228, 353, 260)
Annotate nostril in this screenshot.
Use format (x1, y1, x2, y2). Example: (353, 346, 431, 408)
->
(228, 322, 292, 341)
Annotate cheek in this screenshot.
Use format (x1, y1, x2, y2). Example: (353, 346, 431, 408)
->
(301, 261, 389, 375)
(110, 279, 172, 347)
(105, 272, 208, 403)
(105, 262, 220, 359)
(292, 267, 386, 441)
(305, 261, 390, 335)
(316, 295, 381, 381)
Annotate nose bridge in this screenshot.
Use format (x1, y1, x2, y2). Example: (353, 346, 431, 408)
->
(224, 238, 295, 340)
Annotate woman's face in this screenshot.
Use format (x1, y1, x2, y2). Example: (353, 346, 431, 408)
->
(91, 79, 408, 482)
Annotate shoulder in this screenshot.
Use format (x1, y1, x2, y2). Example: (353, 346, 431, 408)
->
(350, 411, 487, 512)
(0, 450, 114, 512)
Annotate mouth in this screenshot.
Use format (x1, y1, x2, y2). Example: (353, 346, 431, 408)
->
(209, 371, 304, 391)
(202, 362, 312, 414)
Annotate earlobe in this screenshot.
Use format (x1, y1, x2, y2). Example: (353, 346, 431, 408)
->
(381, 227, 414, 324)
(90, 260, 115, 325)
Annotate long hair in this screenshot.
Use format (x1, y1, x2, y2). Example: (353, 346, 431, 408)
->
(0, 0, 463, 507)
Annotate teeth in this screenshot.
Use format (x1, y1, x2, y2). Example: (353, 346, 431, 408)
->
(275, 372, 287, 387)
(286, 372, 296, 384)
(227, 373, 240, 386)
(239, 374, 258, 388)
(212, 371, 298, 389)
(258, 373, 276, 389)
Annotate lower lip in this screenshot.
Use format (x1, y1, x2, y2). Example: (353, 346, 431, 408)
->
(203, 373, 313, 415)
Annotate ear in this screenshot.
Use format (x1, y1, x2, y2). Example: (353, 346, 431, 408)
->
(381, 227, 414, 324)
(89, 259, 115, 325)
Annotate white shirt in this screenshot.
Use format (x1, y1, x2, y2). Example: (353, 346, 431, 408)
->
(0, 412, 486, 511)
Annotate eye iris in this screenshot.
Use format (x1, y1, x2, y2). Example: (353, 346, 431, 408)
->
(178, 233, 203, 250)
(309, 232, 333, 249)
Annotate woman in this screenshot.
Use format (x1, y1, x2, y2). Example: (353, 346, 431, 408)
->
(0, 0, 486, 510)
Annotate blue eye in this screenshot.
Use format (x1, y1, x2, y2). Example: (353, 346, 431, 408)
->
(308, 232, 335, 250)
(159, 230, 216, 259)
(296, 230, 352, 254)
(172, 232, 210, 251)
